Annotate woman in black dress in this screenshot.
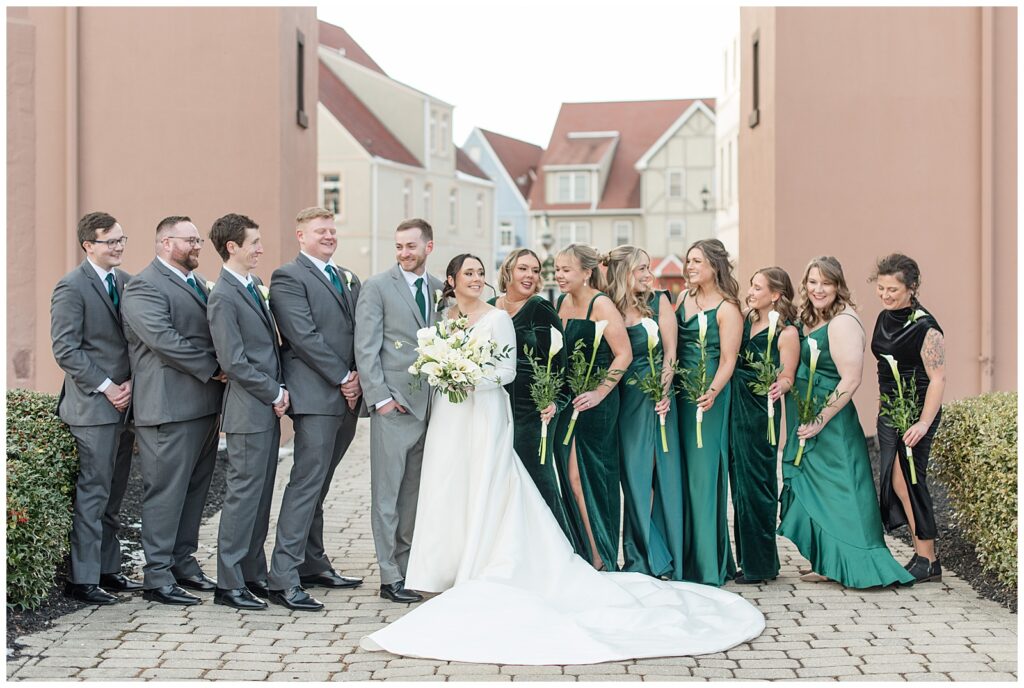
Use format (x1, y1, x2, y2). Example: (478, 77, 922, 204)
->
(870, 253, 946, 583)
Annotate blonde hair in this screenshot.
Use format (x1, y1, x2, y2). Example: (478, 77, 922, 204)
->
(604, 245, 653, 319)
(749, 266, 798, 324)
(557, 243, 604, 291)
(497, 248, 542, 294)
(799, 255, 857, 328)
(295, 207, 334, 225)
(685, 239, 740, 307)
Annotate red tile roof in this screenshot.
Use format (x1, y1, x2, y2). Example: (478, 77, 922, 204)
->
(455, 147, 489, 181)
(529, 99, 715, 211)
(479, 129, 544, 201)
(318, 60, 421, 168)
(318, 21, 387, 76)
(547, 134, 617, 166)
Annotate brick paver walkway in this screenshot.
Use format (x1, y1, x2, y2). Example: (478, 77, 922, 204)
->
(7, 421, 1018, 681)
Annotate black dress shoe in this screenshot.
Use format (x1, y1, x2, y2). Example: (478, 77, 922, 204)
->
(245, 580, 270, 599)
(100, 573, 143, 592)
(64, 583, 118, 605)
(269, 586, 324, 611)
(380, 581, 423, 603)
(907, 556, 942, 583)
(734, 571, 776, 585)
(175, 572, 217, 592)
(903, 554, 920, 570)
(215, 587, 268, 610)
(299, 569, 363, 589)
(143, 584, 202, 606)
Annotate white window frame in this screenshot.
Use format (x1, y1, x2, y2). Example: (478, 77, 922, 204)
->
(499, 221, 514, 250)
(668, 169, 685, 199)
(439, 112, 449, 156)
(556, 221, 591, 247)
(321, 173, 343, 219)
(555, 171, 590, 203)
(429, 111, 437, 154)
(403, 179, 413, 218)
(449, 188, 458, 228)
(475, 193, 485, 231)
(423, 183, 433, 221)
(613, 220, 633, 247)
(667, 219, 685, 240)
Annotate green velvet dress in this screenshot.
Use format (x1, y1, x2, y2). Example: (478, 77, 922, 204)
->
(620, 292, 684, 579)
(778, 316, 916, 588)
(676, 300, 736, 586)
(553, 293, 621, 570)
(728, 317, 791, 581)
(488, 295, 578, 547)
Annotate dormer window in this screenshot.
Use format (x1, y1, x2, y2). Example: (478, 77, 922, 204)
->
(556, 171, 589, 203)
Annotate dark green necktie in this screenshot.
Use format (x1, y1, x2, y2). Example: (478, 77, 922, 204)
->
(325, 264, 344, 295)
(186, 276, 207, 303)
(105, 273, 119, 309)
(246, 282, 263, 308)
(414, 277, 427, 321)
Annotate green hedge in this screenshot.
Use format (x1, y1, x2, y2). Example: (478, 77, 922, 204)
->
(931, 391, 1018, 587)
(6, 389, 80, 610)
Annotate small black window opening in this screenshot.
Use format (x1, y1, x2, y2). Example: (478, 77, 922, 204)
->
(297, 29, 309, 129)
(748, 30, 760, 128)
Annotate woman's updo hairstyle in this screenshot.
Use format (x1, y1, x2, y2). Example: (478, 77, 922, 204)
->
(442, 253, 488, 301)
(556, 243, 604, 291)
(869, 253, 922, 305)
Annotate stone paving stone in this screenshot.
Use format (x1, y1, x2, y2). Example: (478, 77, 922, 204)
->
(371, 666, 440, 678)
(78, 667, 143, 678)
(204, 669, 269, 680)
(450, 675, 513, 682)
(627, 665, 695, 676)
(267, 670, 334, 680)
(511, 675, 578, 681)
(33, 656, 101, 668)
(691, 667, 734, 678)
(733, 668, 798, 679)
(500, 665, 564, 674)
(639, 676, 707, 682)
(140, 667, 207, 679)
(947, 672, 1018, 681)
(436, 663, 500, 675)
(221, 660, 286, 672)
(796, 665, 863, 678)
(330, 670, 374, 681)
(737, 658, 800, 669)
(562, 663, 627, 674)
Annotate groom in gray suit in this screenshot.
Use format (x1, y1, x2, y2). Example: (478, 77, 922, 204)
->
(267, 207, 364, 611)
(355, 218, 444, 603)
(51, 211, 140, 605)
(206, 213, 289, 611)
(122, 216, 225, 606)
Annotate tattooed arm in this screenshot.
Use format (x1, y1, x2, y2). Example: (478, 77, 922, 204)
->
(904, 327, 946, 447)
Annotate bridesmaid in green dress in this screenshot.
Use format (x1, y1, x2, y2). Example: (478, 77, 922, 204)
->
(552, 244, 633, 571)
(675, 239, 743, 586)
(605, 246, 684, 580)
(729, 267, 800, 585)
(779, 256, 914, 588)
(490, 248, 577, 546)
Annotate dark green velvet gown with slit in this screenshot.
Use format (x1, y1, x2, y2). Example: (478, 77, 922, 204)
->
(553, 293, 621, 570)
(778, 317, 915, 588)
(619, 291, 684, 579)
(488, 295, 577, 547)
(676, 299, 736, 586)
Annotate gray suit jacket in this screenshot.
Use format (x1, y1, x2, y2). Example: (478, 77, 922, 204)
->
(207, 268, 283, 434)
(50, 260, 131, 426)
(354, 263, 444, 421)
(270, 254, 361, 417)
(121, 258, 224, 427)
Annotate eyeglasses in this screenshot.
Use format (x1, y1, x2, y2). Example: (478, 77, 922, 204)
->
(166, 236, 205, 248)
(86, 236, 128, 248)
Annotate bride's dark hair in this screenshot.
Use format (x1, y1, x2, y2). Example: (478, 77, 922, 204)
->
(442, 253, 495, 302)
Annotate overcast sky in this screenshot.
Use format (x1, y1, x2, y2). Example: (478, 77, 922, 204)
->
(317, 1, 739, 147)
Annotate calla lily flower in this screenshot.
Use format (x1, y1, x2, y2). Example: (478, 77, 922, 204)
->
(697, 310, 708, 344)
(881, 353, 904, 397)
(904, 309, 928, 327)
(808, 337, 821, 372)
(593, 319, 609, 347)
(640, 318, 660, 350)
(548, 327, 564, 360)
(767, 310, 780, 343)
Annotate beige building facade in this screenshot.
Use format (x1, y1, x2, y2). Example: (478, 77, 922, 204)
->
(739, 7, 1017, 429)
(7, 6, 319, 397)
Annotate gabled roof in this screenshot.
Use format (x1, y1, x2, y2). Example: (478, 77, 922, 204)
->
(635, 100, 717, 171)
(651, 254, 686, 278)
(455, 147, 490, 181)
(479, 129, 543, 202)
(529, 99, 712, 211)
(318, 60, 421, 168)
(547, 133, 618, 167)
(318, 21, 387, 75)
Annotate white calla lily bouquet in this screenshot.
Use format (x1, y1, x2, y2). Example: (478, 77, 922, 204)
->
(407, 315, 511, 404)
(626, 318, 671, 453)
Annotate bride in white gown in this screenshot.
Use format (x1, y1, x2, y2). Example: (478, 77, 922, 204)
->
(361, 254, 764, 665)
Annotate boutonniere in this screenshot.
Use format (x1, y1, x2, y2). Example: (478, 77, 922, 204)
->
(257, 285, 270, 303)
(206, 280, 216, 292)
(343, 270, 354, 289)
(904, 309, 927, 328)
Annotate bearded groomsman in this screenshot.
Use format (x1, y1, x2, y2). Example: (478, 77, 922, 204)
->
(121, 216, 225, 605)
(266, 207, 363, 611)
(206, 214, 289, 611)
(51, 211, 140, 605)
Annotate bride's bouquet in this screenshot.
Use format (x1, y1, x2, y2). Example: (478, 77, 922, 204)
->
(407, 315, 512, 404)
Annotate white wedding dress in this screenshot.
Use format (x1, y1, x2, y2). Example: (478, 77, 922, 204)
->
(360, 309, 764, 664)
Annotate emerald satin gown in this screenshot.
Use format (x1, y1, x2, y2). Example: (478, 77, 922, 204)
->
(620, 292, 684, 579)
(676, 300, 736, 586)
(488, 295, 578, 547)
(728, 318, 789, 581)
(553, 293, 621, 570)
(778, 317, 915, 588)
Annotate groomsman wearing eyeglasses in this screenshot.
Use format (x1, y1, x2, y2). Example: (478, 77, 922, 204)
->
(51, 212, 139, 605)
(121, 216, 226, 605)
(206, 214, 288, 610)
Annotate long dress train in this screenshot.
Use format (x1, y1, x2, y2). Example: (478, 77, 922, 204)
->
(360, 309, 765, 665)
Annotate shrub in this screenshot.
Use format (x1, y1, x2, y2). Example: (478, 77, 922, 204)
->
(6, 389, 79, 609)
(931, 391, 1017, 587)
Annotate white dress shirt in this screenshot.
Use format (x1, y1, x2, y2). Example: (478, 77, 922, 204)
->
(376, 267, 431, 411)
(87, 258, 118, 394)
(301, 251, 353, 386)
(220, 265, 283, 405)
